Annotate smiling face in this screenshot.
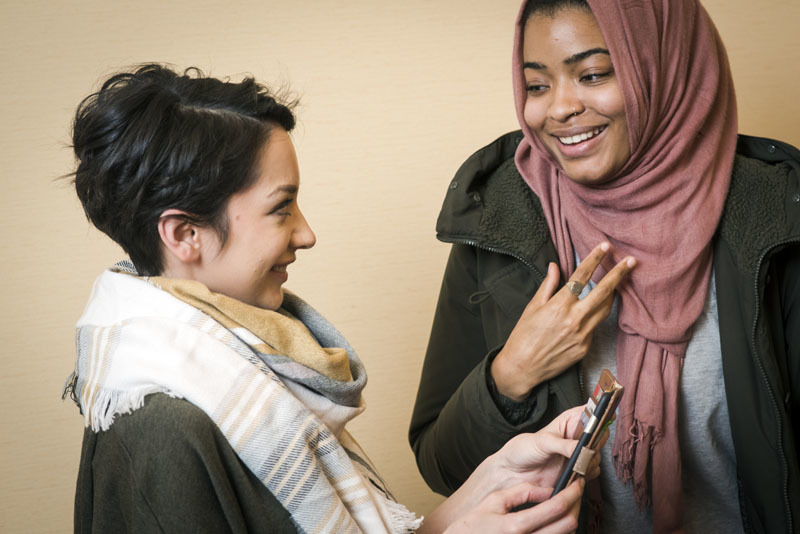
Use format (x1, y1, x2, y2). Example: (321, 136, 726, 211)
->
(522, 7, 630, 185)
(193, 127, 316, 310)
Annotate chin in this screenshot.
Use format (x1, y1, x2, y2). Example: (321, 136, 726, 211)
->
(259, 291, 285, 311)
(560, 161, 617, 185)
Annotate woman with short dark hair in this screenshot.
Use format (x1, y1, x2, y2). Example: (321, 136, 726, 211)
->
(65, 64, 598, 534)
(72, 65, 297, 277)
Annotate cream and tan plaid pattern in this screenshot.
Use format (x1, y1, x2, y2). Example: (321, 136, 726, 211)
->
(65, 265, 420, 533)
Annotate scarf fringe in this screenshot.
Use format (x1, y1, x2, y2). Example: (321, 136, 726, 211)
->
(381, 498, 424, 533)
(632, 472, 652, 510)
(62, 371, 78, 404)
(84, 385, 180, 432)
(585, 479, 604, 534)
(614, 420, 661, 509)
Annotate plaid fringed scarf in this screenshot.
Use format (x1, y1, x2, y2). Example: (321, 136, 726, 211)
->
(64, 261, 421, 534)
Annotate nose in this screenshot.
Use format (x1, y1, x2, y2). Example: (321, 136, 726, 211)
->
(549, 81, 584, 122)
(292, 206, 316, 250)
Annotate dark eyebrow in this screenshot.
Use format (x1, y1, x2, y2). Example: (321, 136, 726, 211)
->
(268, 184, 298, 197)
(523, 61, 546, 70)
(564, 47, 610, 65)
(523, 48, 610, 70)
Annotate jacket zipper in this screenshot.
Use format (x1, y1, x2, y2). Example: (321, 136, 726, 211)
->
(437, 235, 546, 279)
(750, 236, 799, 534)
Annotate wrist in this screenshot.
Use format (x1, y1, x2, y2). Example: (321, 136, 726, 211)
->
(460, 453, 500, 511)
(423, 457, 497, 533)
(482, 450, 510, 493)
(490, 351, 533, 402)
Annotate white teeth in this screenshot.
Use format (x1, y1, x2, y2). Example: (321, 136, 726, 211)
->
(558, 127, 604, 145)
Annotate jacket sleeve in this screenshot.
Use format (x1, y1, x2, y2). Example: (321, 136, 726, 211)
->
(75, 394, 297, 534)
(408, 244, 548, 496)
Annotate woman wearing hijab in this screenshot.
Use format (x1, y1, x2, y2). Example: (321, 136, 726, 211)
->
(409, 0, 800, 532)
(64, 64, 596, 534)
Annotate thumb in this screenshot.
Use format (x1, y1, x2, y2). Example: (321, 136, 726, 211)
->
(556, 437, 579, 460)
(558, 439, 578, 458)
(501, 483, 552, 512)
(530, 262, 560, 307)
(534, 432, 579, 460)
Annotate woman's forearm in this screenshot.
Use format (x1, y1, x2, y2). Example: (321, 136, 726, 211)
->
(416, 457, 496, 533)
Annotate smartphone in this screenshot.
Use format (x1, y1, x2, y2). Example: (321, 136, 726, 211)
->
(551, 369, 624, 496)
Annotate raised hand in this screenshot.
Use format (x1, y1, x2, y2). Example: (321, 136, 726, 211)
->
(491, 242, 636, 401)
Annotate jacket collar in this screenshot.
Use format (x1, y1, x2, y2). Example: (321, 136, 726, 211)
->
(436, 131, 555, 275)
(719, 136, 800, 275)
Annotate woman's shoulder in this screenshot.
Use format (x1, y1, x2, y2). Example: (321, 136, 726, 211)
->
(736, 134, 800, 165)
(437, 131, 547, 243)
(728, 134, 799, 213)
(84, 393, 233, 471)
(731, 134, 800, 206)
(105, 393, 217, 441)
(78, 393, 298, 533)
(447, 131, 523, 193)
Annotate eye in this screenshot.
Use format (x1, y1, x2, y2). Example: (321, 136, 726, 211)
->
(580, 70, 613, 84)
(526, 82, 549, 95)
(269, 198, 294, 217)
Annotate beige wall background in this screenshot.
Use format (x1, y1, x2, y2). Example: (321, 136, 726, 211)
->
(1, 0, 798, 531)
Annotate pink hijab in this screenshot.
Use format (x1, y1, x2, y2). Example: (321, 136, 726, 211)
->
(512, 0, 737, 532)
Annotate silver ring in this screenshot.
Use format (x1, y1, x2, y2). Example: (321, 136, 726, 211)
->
(565, 280, 583, 297)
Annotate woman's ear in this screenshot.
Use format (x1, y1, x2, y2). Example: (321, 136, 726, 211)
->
(157, 209, 203, 265)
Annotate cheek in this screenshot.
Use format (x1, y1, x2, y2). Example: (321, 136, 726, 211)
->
(605, 98, 630, 155)
(523, 99, 546, 132)
(261, 235, 290, 266)
(594, 89, 629, 157)
(594, 86, 626, 120)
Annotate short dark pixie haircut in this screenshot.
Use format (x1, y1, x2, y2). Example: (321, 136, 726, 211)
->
(72, 64, 296, 275)
(522, 0, 590, 23)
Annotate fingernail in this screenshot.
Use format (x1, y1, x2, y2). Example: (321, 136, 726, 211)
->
(600, 242, 610, 252)
(626, 257, 637, 268)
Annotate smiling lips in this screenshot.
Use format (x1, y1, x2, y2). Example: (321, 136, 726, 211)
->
(271, 263, 290, 283)
(556, 125, 606, 146)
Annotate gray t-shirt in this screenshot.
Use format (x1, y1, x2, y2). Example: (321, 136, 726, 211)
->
(580, 271, 744, 533)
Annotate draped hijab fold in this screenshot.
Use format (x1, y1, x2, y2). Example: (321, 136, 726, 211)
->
(512, 1, 738, 532)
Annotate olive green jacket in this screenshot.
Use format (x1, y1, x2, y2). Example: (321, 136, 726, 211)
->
(409, 131, 800, 533)
(75, 393, 298, 533)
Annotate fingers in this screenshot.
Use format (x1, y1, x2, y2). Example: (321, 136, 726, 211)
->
(530, 262, 561, 308)
(580, 255, 636, 309)
(565, 242, 610, 290)
(532, 432, 579, 463)
(498, 483, 554, 511)
(535, 480, 584, 534)
(549, 405, 585, 438)
(509, 479, 584, 533)
(496, 244, 634, 403)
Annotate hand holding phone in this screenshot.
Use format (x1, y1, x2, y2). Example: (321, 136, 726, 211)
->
(551, 369, 624, 496)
